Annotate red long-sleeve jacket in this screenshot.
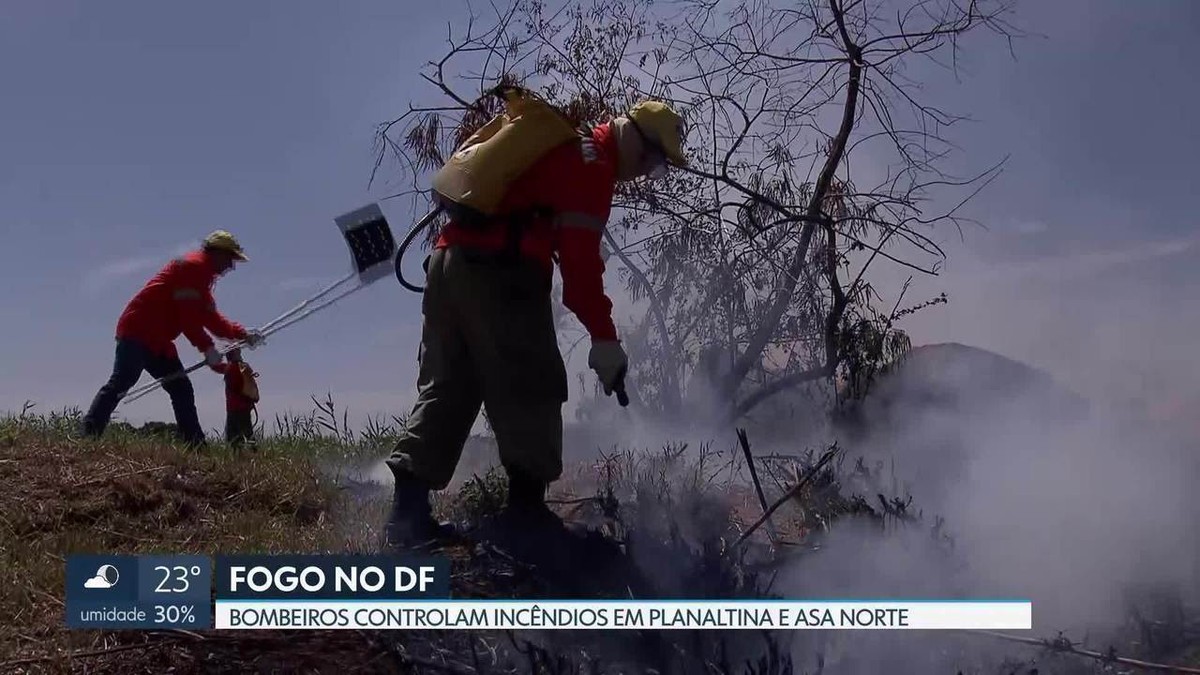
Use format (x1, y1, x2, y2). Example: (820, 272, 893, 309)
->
(436, 122, 619, 341)
(115, 249, 248, 359)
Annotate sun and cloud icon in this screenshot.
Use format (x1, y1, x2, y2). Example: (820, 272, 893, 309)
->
(84, 564, 120, 589)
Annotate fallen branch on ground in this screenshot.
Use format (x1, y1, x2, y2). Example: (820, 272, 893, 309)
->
(736, 428, 779, 546)
(729, 444, 843, 552)
(966, 629, 1200, 674)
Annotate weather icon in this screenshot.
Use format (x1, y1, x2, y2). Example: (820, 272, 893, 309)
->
(84, 565, 120, 589)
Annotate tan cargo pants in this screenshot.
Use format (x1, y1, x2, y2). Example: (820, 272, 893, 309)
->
(386, 246, 569, 490)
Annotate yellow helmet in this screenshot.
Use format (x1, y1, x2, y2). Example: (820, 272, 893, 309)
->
(626, 100, 688, 167)
(203, 230, 248, 261)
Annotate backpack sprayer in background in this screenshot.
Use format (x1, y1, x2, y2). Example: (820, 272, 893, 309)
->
(118, 203, 398, 406)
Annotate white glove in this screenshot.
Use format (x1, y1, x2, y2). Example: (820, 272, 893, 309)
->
(243, 329, 266, 349)
(204, 347, 222, 368)
(588, 340, 628, 395)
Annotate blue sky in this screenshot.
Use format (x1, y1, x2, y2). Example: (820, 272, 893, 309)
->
(2, 0, 1197, 431)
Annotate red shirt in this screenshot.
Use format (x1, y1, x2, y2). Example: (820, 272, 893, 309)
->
(211, 362, 257, 412)
(436, 122, 619, 341)
(115, 249, 248, 358)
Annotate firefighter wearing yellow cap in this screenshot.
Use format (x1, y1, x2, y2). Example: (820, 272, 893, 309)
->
(203, 230, 249, 261)
(384, 97, 689, 547)
(81, 229, 263, 447)
(625, 100, 688, 171)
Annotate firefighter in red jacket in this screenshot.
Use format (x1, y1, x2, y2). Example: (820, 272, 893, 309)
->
(385, 100, 688, 545)
(210, 347, 260, 449)
(81, 231, 265, 446)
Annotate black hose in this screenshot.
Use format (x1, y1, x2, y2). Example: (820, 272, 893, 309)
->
(394, 206, 444, 293)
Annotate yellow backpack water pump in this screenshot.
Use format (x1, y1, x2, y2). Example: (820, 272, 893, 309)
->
(393, 84, 581, 293)
(429, 85, 582, 228)
(238, 362, 260, 403)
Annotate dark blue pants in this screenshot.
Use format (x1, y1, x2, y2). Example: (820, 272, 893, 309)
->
(82, 338, 205, 445)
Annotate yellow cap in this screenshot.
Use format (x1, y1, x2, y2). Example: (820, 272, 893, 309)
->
(203, 230, 248, 261)
(627, 100, 687, 167)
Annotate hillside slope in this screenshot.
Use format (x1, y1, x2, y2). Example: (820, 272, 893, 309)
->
(829, 342, 1092, 509)
(844, 342, 1089, 432)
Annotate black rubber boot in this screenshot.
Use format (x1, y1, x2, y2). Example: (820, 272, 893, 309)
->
(498, 470, 563, 531)
(476, 469, 574, 568)
(383, 470, 456, 549)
